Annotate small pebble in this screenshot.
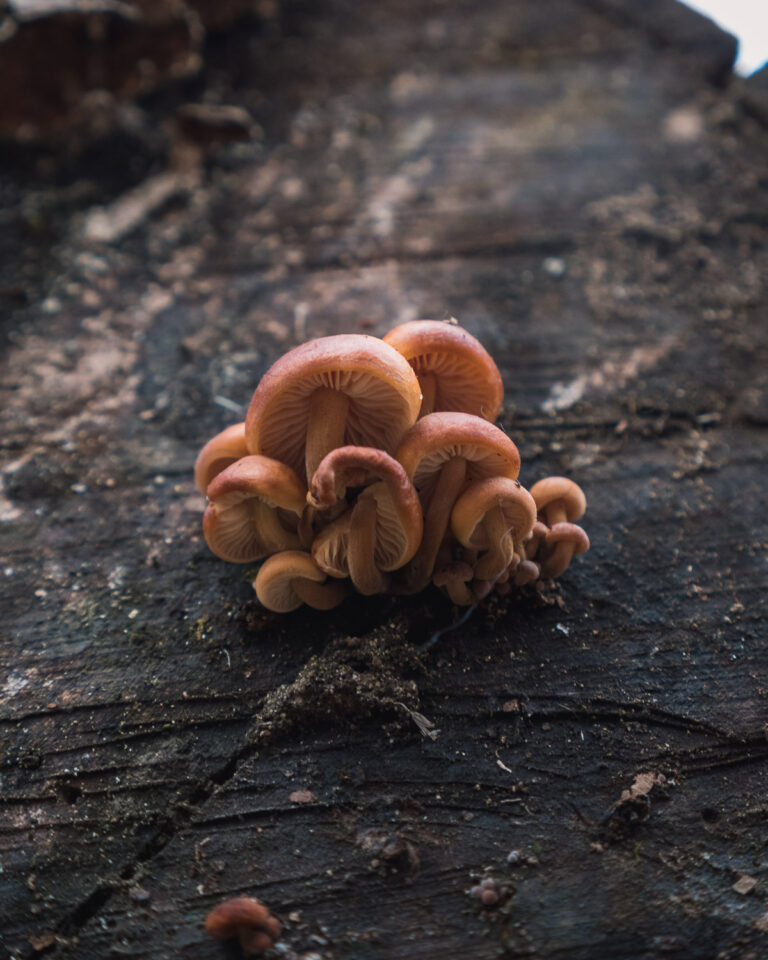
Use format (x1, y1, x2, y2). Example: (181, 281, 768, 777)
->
(41, 297, 62, 314)
(542, 257, 566, 277)
(470, 876, 499, 906)
(481, 887, 499, 906)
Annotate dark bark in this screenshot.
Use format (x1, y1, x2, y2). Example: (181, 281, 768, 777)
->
(1, 1, 767, 958)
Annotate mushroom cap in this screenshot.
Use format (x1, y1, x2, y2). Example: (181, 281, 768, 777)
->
(203, 455, 307, 563)
(514, 559, 541, 586)
(545, 522, 590, 555)
(383, 320, 504, 420)
(451, 477, 537, 551)
(432, 559, 475, 605)
(308, 444, 399, 508)
(194, 422, 248, 494)
(205, 897, 281, 945)
(310, 447, 423, 575)
(530, 476, 587, 522)
(254, 550, 340, 612)
(245, 335, 421, 478)
(396, 412, 521, 505)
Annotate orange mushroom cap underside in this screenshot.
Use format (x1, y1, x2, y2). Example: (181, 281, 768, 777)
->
(397, 412, 520, 505)
(383, 320, 504, 421)
(203, 455, 307, 562)
(451, 477, 537, 551)
(245, 335, 421, 479)
(193, 422, 248, 494)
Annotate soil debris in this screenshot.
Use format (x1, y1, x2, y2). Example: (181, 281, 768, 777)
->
(356, 828, 421, 877)
(246, 618, 424, 747)
(733, 874, 757, 896)
(620, 771, 667, 804)
(602, 771, 673, 839)
(289, 789, 317, 805)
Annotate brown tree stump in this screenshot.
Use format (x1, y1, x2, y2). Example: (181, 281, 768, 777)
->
(1, 1, 767, 958)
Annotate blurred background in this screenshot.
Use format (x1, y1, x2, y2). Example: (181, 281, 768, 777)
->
(2, 2, 768, 957)
(0, 0, 764, 160)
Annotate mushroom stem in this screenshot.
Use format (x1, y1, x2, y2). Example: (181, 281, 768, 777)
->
(251, 501, 301, 555)
(540, 523, 590, 579)
(525, 521, 550, 561)
(293, 577, 348, 610)
(538, 500, 572, 579)
(542, 542, 573, 579)
(347, 494, 387, 595)
(407, 456, 467, 591)
(474, 504, 515, 581)
(446, 578, 474, 605)
(305, 388, 350, 483)
(297, 505, 315, 549)
(543, 501, 568, 526)
(419, 373, 437, 417)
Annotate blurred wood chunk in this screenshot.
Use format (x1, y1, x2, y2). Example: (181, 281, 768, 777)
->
(0, 0, 202, 139)
(175, 103, 254, 148)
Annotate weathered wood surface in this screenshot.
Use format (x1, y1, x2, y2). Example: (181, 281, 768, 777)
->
(1, 1, 767, 958)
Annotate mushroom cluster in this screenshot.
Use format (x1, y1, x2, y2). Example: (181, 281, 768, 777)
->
(195, 321, 590, 612)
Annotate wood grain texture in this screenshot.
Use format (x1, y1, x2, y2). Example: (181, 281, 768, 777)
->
(1, 1, 766, 958)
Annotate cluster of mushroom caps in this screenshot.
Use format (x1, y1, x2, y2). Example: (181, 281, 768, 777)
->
(194, 321, 589, 613)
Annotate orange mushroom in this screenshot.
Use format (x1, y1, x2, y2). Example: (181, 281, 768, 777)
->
(253, 550, 348, 612)
(309, 446, 423, 595)
(541, 522, 590, 579)
(524, 520, 550, 562)
(203, 456, 307, 563)
(530, 476, 589, 580)
(530, 477, 586, 527)
(451, 477, 537, 583)
(193, 422, 249, 494)
(513, 558, 541, 587)
(383, 319, 504, 420)
(433, 560, 475, 606)
(245, 335, 421, 484)
(205, 897, 281, 956)
(396, 413, 521, 591)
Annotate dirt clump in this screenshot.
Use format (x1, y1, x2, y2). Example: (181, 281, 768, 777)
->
(246, 617, 426, 747)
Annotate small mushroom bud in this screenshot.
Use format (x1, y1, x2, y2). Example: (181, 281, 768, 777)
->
(530, 477, 589, 580)
(514, 559, 541, 587)
(204, 897, 281, 956)
(433, 560, 474, 606)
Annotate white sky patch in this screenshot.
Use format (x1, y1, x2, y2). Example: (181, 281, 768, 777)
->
(682, 1, 768, 76)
